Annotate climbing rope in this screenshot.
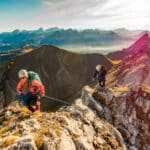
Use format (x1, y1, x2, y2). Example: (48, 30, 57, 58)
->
(43, 80, 96, 105)
(44, 95, 72, 105)
(9, 81, 96, 106)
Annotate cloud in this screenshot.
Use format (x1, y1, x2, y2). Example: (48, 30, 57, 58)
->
(0, 0, 150, 31)
(35, 0, 150, 29)
(41, 0, 108, 17)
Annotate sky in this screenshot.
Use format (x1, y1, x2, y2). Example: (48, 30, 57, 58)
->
(0, 0, 150, 32)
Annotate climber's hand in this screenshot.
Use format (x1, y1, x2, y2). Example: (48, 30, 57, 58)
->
(38, 94, 45, 99)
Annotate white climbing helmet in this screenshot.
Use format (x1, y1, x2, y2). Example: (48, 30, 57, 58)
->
(96, 65, 101, 71)
(18, 69, 28, 78)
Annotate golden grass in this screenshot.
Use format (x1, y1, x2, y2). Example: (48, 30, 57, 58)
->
(110, 86, 129, 97)
(106, 57, 122, 65)
(34, 135, 44, 149)
(0, 127, 8, 135)
(19, 107, 31, 114)
(141, 85, 150, 94)
(41, 127, 49, 135)
(111, 60, 122, 65)
(32, 111, 42, 119)
(18, 112, 31, 120)
(0, 136, 18, 148)
(11, 130, 20, 136)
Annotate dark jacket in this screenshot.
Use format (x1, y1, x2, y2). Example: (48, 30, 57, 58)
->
(93, 69, 107, 81)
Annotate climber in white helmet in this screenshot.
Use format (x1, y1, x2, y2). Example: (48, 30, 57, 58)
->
(92, 65, 107, 87)
(18, 69, 28, 79)
(96, 65, 101, 72)
(16, 69, 45, 112)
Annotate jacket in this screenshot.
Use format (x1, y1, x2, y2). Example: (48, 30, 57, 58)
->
(93, 70, 107, 81)
(16, 78, 45, 96)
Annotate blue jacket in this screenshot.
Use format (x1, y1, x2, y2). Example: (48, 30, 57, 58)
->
(93, 70, 107, 81)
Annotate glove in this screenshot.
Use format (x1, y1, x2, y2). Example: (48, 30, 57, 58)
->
(41, 93, 45, 98)
(37, 94, 45, 100)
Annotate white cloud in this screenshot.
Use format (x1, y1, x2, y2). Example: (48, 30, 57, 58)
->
(34, 0, 150, 30)
(1, 0, 150, 31)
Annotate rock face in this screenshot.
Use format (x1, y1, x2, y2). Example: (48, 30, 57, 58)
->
(0, 45, 112, 110)
(104, 33, 150, 149)
(0, 97, 126, 150)
(83, 86, 150, 150)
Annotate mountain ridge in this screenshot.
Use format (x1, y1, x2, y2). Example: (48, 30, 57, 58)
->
(0, 44, 112, 110)
(0, 28, 143, 53)
(107, 32, 150, 60)
(107, 33, 150, 87)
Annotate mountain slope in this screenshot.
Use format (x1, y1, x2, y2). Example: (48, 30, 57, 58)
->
(84, 84, 150, 150)
(102, 33, 150, 149)
(107, 33, 150, 87)
(0, 45, 112, 110)
(107, 32, 150, 60)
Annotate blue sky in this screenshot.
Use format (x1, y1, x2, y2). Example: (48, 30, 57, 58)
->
(0, 0, 42, 32)
(0, 0, 150, 32)
(0, 0, 41, 17)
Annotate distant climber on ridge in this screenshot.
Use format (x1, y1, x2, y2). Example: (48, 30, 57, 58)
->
(16, 69, 45, 112)
(93, 65, 107, 87)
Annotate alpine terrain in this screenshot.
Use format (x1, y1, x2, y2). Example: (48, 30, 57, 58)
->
(0, 33, 149, 150)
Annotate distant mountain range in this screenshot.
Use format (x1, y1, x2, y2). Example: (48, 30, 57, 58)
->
(0, 28, 146, 53)
(107, 32, 150, 60)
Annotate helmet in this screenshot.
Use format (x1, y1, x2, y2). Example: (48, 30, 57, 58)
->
(18, 69, 28, 78)
(96, 65, 101, 71)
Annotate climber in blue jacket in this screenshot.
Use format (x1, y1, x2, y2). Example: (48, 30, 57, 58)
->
(92, 65, 107, 87)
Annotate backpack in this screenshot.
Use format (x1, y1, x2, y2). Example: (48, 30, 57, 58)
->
(97, 70, 107, 81)
(28, 71, 41, 83)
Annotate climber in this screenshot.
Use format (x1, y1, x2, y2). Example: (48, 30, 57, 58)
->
(16, 69, 45, 112)
(92, 65, 107, 87)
